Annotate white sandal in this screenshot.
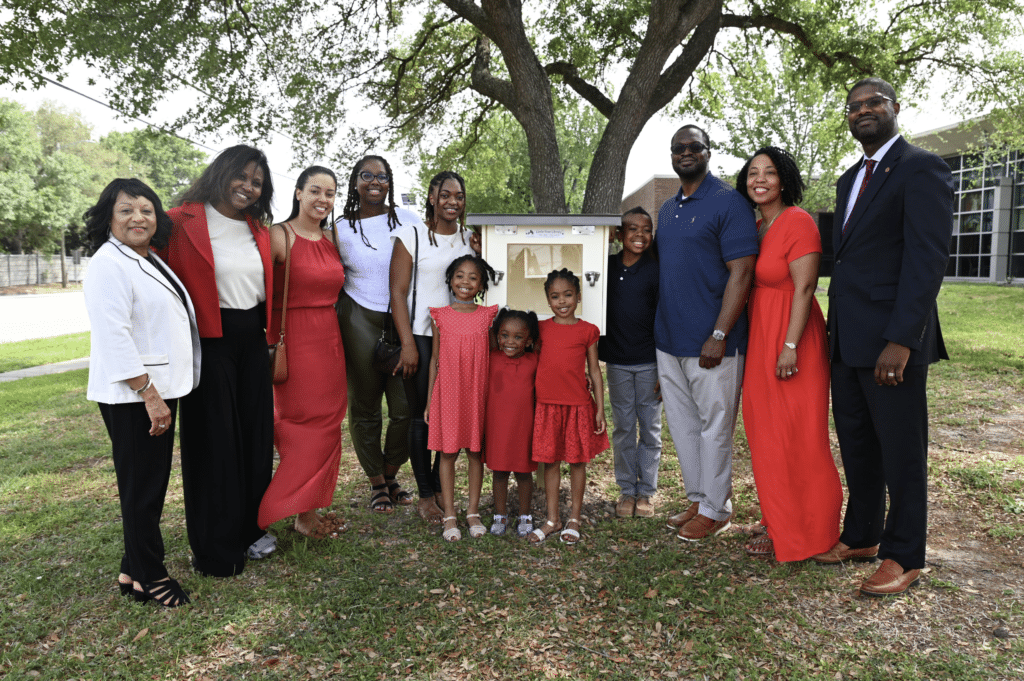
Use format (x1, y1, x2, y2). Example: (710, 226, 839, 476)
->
(517, 515, 534, 538)
(529, 520, 560, 544)
(442, 516, 461, 542)
(467, 513, 487, 539)
(490, 514, 507, 536)
(560, 518, 582, 545)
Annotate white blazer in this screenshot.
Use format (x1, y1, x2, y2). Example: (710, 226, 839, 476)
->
(85, 238, 201, 404)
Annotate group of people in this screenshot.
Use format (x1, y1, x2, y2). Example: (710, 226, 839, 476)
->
(623, 76, 952, 598)
(82, 74, 952, 608)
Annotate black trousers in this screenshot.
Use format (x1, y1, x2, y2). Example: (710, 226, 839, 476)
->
(99, 399, 178, 585)
(404, 334, 441, 499)
(831, 361, 930, 569)
(180, 307, 274, 577)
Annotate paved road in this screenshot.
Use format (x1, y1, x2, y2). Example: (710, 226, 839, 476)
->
(0, 292, 90, 343)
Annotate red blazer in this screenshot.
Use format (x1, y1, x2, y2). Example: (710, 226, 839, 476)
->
(159, 202, 274, 338)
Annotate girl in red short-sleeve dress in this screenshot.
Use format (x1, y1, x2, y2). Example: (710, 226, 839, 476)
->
(531, 268, 609, 545)
(425, 254, 498, 542)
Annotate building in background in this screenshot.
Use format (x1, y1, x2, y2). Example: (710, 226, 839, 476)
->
(622, 119, 1024, 283)
(913, 118, 1023, 282)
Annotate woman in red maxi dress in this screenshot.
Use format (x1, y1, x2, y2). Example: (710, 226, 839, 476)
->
(737, 147, 842, 562)
(258, 166, 348, 538)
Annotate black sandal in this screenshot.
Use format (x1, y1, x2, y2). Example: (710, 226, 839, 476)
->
(384, 475, 414, 506)
(133, 577, 191, 608)
(118, 573, 133, 597)
(369, 483, 393, 513)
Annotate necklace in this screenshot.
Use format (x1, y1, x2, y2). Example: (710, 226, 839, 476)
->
(757, 207, 786, 242)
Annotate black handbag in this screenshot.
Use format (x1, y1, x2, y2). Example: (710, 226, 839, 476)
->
(372, 226, 418, 375)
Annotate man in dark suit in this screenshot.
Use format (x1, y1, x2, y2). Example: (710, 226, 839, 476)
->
(813, 77, 954, 596)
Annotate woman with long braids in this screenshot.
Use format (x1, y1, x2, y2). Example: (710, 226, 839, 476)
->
(389, 170, 479, 527)
(334, 156, 421, 516)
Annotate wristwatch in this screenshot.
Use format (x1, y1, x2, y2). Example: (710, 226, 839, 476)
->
(712, 329, 726, 341)
(784, 342, 797, 350)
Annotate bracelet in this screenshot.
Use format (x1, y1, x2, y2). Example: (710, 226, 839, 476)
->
(134, 377, 153, 395)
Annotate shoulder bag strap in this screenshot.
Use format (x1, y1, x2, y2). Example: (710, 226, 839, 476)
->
(410, 224, 419, 331)
(279, 222, 293, 342)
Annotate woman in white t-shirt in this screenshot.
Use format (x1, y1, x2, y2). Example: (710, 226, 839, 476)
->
(389, 170, 478, 526)
(334, 156, 420, 517)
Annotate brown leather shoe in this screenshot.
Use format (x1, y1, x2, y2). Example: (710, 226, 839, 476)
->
(635, 496, 655, 518)
(666, 503, 699, 529)
(859, 559, 921, 597)
(615, 495, 635, 518)
(676, 513, 731, 542)
(812, 540, 880, 564)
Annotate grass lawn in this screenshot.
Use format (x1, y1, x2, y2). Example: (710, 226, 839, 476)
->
(0, 283, 1021, 679)
(0, 333, 90, 374)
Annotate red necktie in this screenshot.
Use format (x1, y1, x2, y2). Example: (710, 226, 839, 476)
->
(843, 159, 876, 234)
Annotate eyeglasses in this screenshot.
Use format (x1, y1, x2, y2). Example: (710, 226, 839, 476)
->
(359, 171, 390, 184)
(844, 95, 894, 115)
(670, 142, 708, 155)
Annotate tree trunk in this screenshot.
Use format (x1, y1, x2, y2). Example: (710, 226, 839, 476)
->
(454, 0, 569, 213)
(582, 0, 723, 214)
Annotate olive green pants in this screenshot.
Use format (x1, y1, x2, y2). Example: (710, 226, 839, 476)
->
(337, 292, 411, 477)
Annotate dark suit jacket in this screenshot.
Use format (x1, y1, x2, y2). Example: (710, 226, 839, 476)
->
(158, 202, 274, 339)
(827, 136, 954, 367)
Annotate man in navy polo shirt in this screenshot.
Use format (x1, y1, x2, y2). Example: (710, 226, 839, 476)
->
(655, 125, 758, 541)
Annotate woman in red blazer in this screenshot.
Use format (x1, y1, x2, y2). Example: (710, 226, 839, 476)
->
(159, 145, 277, 577)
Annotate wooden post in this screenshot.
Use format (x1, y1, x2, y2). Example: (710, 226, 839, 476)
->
(60, 229, 68, 288)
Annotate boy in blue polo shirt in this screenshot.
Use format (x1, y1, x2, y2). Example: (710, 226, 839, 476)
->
(599, 207, 662, 518)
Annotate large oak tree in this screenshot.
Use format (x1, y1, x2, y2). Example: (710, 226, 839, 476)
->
(2, 1, 1022, 213)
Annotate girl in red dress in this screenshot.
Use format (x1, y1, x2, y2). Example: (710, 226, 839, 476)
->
(425, 254, 499, 541)
(530, 269, 609, 545)
(485, 308, 541, 538)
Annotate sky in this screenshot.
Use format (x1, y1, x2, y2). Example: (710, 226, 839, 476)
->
(0, 58, 961, 220)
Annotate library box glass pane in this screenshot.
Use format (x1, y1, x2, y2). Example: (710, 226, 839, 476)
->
(506, 244, 583, 315)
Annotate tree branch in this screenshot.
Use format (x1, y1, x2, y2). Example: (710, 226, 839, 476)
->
(648, 5, 723, 115)
(544, 62, 614, 117)
(721, 12, 873, 73)
(469, 36, 516, 111)
(438, 0, 491, 34)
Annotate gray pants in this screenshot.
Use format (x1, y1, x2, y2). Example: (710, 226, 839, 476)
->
(338, 292, 410, 478)
(606, 362, 663, 498)
(656, 350, 743, 521)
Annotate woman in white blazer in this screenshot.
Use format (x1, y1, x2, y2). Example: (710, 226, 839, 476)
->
(84, 178, 200, 608)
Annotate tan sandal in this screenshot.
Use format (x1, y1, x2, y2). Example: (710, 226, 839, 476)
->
(467, 513, 486, 539)
(442, 516, 461, 542)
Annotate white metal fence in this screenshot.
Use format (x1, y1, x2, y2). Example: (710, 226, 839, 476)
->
(0, 253, 91, 287)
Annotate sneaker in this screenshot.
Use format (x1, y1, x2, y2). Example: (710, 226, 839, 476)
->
(676, 513, 731, 542)
(246, 532, 277, 560)
(517, 515, 534, 538)
(615, 495, 635, 518)
(635, 496, 655, 518)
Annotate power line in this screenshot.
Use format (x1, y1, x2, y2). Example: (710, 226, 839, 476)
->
(34, 73, 298, 185)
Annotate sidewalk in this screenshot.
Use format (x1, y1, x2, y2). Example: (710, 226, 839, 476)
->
(0, 357, 89, 383)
